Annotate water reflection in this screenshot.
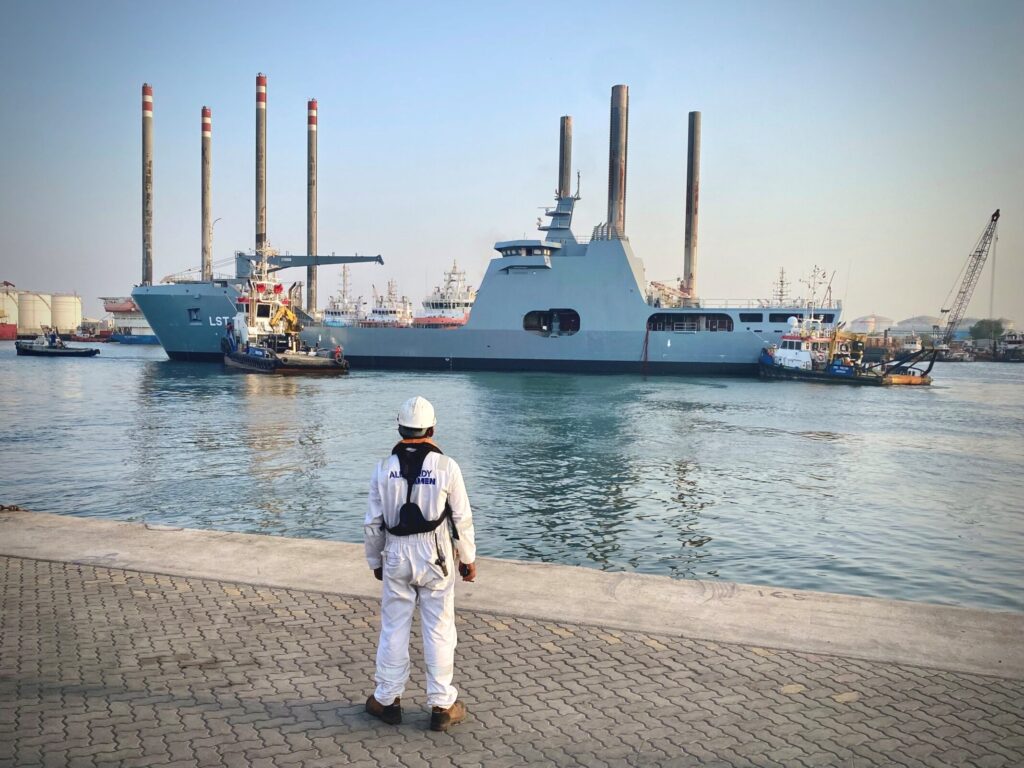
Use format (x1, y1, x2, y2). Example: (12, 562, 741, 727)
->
(462, 373, 721, 577)
(131, 361, 333, 535)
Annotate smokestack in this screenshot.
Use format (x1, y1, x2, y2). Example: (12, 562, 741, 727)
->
(607, 85, 629, 237)
(142, 84, 154, 285)
(683, 111, 701, 298)
(306, 99, 318, 312)
(201, 107, 212, 281)
(256, 73, 267, 255)
(558, 116, 572, 198)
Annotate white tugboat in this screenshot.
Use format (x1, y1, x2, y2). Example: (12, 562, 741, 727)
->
(413, 261, 477, 329)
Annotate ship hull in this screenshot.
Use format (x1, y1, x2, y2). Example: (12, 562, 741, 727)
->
(300, 324, 790, 376)
(132, 282, 240, 362)
(110, 333, 160, 344)
(341, 353, 755, 375)
(135, 280, 837, 374)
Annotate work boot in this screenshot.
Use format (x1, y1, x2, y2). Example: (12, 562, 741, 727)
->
(365, 695, 402, 725)
(430, 700, 468, 732)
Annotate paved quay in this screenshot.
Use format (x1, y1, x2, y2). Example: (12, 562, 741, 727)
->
(1, 510, 1022, 767)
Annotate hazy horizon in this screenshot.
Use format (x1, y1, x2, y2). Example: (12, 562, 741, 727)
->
(1, 1, 1021, 325)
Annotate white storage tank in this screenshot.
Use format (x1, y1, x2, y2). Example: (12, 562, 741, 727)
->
(17, 292, 52, 336)
(51, 294, 82, 334)
(0, 285, 18, 327)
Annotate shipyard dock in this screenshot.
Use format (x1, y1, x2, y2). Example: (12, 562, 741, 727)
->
(1, 510, 1022, 767)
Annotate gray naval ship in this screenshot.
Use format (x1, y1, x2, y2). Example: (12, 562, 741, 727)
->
(135, 80, 840, 373)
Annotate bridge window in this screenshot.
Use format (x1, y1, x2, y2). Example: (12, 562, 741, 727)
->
(523, 309, 580, 337)
(739, 312, 763, 323)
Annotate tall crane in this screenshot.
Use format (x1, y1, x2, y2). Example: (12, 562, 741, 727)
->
(938, 210, 1000, 345)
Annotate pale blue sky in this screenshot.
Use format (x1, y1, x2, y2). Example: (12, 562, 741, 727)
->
(1, 0, 1021, 323)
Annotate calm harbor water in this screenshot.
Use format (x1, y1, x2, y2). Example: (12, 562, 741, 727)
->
(2, 340, 1022, 612)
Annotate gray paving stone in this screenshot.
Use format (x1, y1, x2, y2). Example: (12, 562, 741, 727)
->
(2, 555, 1022, 768)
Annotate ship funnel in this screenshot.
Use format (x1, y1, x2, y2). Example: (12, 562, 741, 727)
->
(607, 84, 629, 237)
(201, 106, 212, 280)
(256, 73, 267, 255)
(306, 98, 318, 312)
(558, 115, 572, 198)
(142, 83, 154, 285)
(683, 111, 701, 299)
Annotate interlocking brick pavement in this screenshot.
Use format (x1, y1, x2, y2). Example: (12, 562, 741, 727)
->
(1, 555, 1021, 767)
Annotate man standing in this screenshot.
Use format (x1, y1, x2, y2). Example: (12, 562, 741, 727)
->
(364, 396, 477, 731)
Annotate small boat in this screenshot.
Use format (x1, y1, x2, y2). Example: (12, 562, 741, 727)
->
(759, 316, 934, 386)
(16, 335, 100, 358)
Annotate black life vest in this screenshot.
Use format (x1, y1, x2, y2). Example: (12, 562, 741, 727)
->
(382, 441, 457, 538)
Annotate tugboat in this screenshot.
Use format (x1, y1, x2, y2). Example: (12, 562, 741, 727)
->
(759, 316, 935, 386)
(222, 248, 349, 375)
(16, 332, 100, 358)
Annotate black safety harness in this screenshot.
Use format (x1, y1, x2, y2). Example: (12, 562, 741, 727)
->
(382, 441, 460, 577)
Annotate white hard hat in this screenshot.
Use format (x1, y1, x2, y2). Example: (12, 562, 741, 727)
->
(397, 396, 436, 429)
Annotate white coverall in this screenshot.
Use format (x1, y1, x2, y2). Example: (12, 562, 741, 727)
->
(364, 444, 476, 709)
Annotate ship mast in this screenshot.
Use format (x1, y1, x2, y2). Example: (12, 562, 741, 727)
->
(772, 268, 790, 305)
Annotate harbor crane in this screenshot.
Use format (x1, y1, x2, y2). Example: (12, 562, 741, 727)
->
(936, 210, 1000, 346)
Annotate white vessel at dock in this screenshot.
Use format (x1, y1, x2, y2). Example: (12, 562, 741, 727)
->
(361, 280, 414, 328)
(100, 296, 157, 344)
(322, 266, 367, 327)
(413, 261, 476, 329)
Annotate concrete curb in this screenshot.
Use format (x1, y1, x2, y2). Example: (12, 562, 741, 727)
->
(2, 509, 1021, 680)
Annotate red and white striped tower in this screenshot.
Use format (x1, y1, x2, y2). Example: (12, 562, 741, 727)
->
(255, 73, 267, 255)
(201, 106, 213, 280)
(142, 84, 154, 285)
(306, 98, 318, 312)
